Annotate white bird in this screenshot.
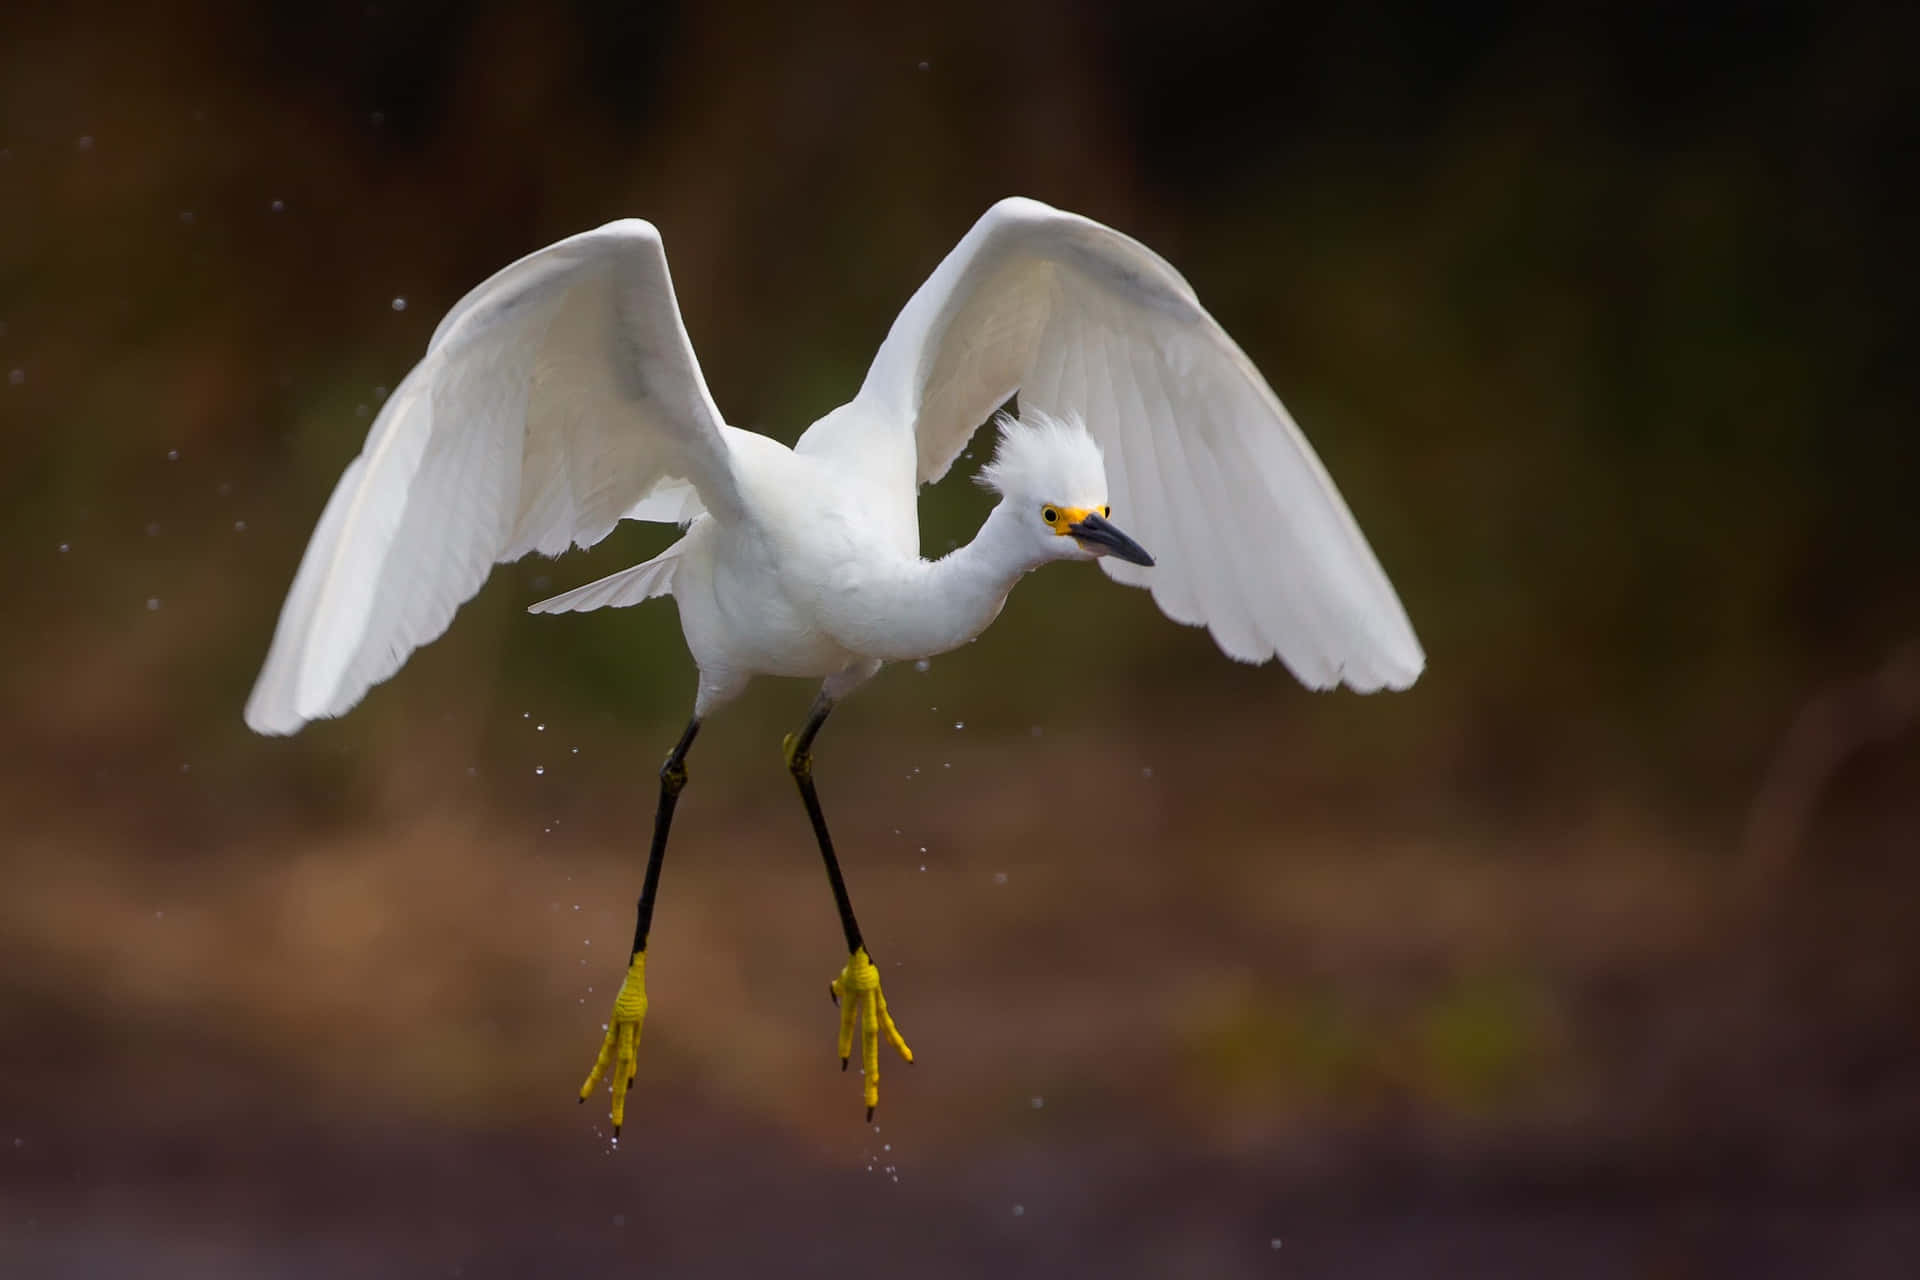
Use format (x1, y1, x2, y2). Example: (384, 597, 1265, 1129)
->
(245, 196, 1423, 1132)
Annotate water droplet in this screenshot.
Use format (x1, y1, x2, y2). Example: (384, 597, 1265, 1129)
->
(391, 297, 407, 311)
(1030, 1096, 1044, 1109)
(145, 521, 161, 536)
(917, 60, 930, 71)
(883, 1143, 891, 1151)
(534, 765, 545, 775)
(270, 198, 285, 213)
(233, 520, 247, 532)
(77, 135, 94, 150)
(1030, 726, 1043, 737)
(570, 746, 579, 754)
(914, 659, 930, 673)
(57, 543, 69, 553)
(1270, 1239, 1283, 1250)
(1012, 1204, 1025, 1217)
(154, 910, 165, 919)
(953, 721, 964, 730)
(179, 211, 195, 225)
(6, 369, 21, 386)
(166, 449, 180, 462)
(536, 723, 546, 731)
(145, 598, 161, 611)
(1141, 766, 1153, 779)
(993, 871, 1008, 885)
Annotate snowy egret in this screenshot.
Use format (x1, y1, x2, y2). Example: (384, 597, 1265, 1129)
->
(245, 197, 1423, 1131)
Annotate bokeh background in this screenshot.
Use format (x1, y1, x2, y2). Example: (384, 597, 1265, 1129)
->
(4, 1, 1918, 1275)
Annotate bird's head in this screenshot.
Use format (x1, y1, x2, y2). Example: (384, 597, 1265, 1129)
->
(976, 410, 1155, 567)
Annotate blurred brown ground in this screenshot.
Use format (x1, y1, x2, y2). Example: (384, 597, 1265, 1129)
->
(3, 1, 1918, 1276)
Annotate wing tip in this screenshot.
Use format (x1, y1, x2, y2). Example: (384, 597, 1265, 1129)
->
(245, 658, 359, 736)
(242, 699, 306, 737)
(245, 674, 343, 735)
(1338, 642, 1426, 695)
(1255, 632, 1425, 694)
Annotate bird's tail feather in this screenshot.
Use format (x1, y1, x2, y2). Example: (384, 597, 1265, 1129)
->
(528, 544, 682, 614)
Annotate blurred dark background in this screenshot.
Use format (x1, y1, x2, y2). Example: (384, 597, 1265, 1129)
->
(4, 1, 1918, 1275)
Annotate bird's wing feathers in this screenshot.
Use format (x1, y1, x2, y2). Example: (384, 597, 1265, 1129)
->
(526, 542, 684, 615)
(245, 220, 739, 734)
(852, 197, 1423, 692)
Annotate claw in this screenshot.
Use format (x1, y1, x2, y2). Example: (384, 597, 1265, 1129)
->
(829, 947, 912, 1120)
(581, 951, 649, 1137)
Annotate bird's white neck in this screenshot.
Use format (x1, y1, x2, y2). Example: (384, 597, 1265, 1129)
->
(833, 500, 1048, 662)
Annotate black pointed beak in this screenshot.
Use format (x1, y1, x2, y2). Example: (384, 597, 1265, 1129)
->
(1068, 512, 1155, 567)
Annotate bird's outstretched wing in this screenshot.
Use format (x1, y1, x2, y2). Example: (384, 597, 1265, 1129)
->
(246, 220, 741, 735)
(850, 197, 1423, 691)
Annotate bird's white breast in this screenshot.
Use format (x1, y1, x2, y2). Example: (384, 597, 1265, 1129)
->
(671, 428, 921, 681)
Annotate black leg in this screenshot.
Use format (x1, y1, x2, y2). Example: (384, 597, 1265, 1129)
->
(784, 695, 865, 955)
(631, 717, 700, 956)
(788, 695, 914, 1119)
(582, 716, 702, 1133)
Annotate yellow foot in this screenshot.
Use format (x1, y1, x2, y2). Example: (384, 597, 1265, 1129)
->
(830, 947, 913, 1120)
(579, 950, 648, 1137)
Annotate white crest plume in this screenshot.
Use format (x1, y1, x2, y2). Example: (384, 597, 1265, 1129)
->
(975, 408, 1108, 504)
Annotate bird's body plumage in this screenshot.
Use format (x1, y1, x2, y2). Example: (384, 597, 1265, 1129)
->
(247, 197, 1421, 735)
(550, 409, 1085, 715)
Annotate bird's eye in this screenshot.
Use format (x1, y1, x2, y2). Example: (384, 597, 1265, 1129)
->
(1042, 507, 1058, 525)
(1103, 505, 1111, 518)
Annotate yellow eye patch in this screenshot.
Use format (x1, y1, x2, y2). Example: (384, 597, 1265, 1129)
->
(1041, 504, 1110, 534)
